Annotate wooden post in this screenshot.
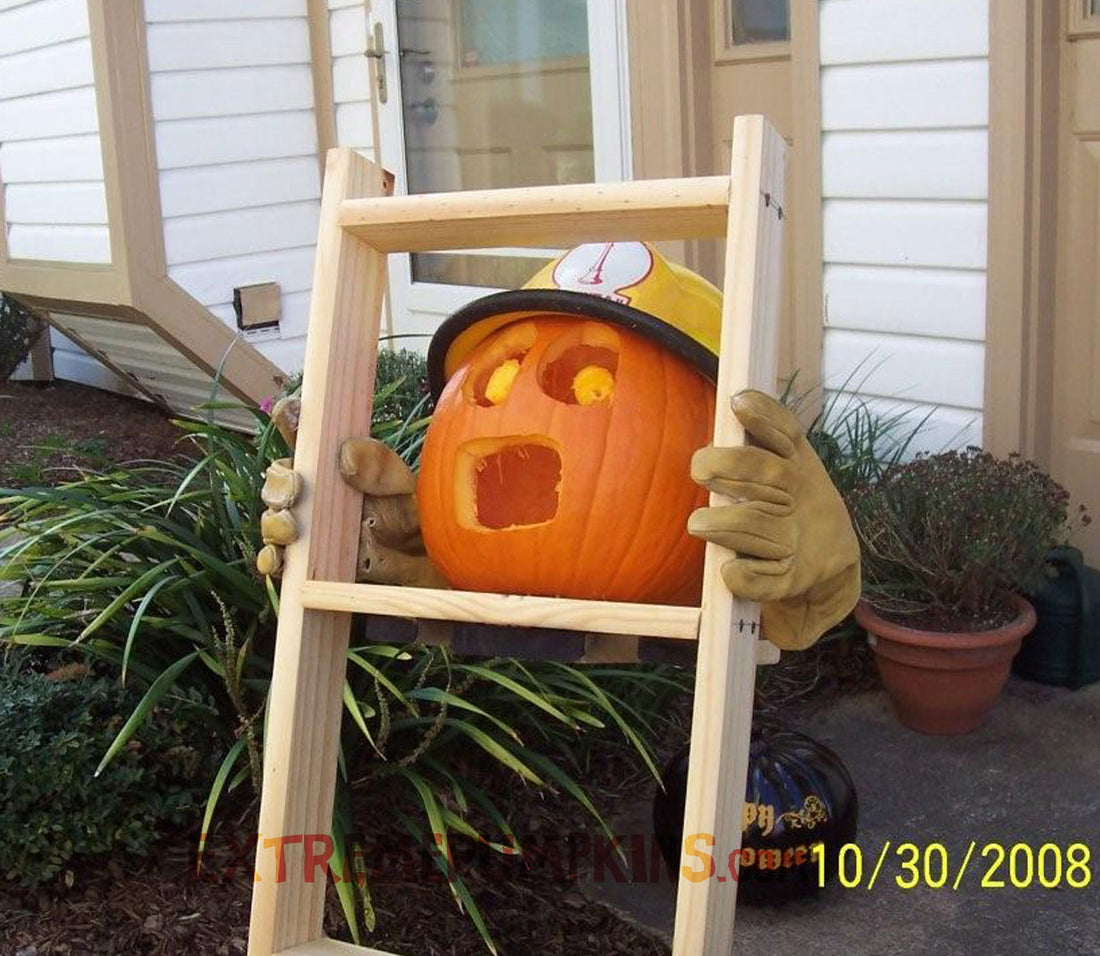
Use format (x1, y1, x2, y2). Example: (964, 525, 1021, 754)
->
(28, 324, 53, 381)
(248, 149, 390, 956)
(671, 116, 788, 956)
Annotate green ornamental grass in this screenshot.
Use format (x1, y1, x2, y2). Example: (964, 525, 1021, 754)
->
(0, 353, 688, 952)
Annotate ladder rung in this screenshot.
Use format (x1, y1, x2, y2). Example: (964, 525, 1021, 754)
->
(299, 580, 702, 641)
(338, 176, 731, 252)
(277, 940, 392, 956)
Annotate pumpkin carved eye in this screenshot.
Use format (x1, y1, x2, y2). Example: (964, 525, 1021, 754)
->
(463, 322, 537, 407)
(538, 323, 620, 406)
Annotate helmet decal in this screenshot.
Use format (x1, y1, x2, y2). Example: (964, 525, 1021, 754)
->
(550, 242, 654, 305)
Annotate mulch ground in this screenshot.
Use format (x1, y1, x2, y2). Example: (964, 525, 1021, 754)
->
(0, 753, 672, 956)
(0, 382, 186, 487)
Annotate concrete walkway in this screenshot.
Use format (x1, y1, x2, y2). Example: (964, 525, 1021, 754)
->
(585, 678, 1100, 955)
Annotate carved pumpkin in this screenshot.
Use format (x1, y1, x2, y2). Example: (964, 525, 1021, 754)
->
(653, 724, 859, 903)
(417, 315, 715, 604)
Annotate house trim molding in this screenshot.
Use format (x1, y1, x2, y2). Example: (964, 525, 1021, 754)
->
(985, 0, 1060, 461)
(0, 0, 285, 408)
(307, 0, 339, 177)
(788, 0, 824, 402)
(627, 0, 822, 394)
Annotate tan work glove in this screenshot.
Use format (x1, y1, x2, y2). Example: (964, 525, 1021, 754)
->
(256, 397, 446, 587)
(687, 390, 861, 651)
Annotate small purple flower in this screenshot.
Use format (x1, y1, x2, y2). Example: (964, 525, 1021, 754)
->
(260, 396, 275, 415)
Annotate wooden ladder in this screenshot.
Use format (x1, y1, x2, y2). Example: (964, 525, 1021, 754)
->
(247, 114, 787, 956)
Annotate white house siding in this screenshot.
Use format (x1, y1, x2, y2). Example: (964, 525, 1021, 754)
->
(819, 0, 988, 452)
(329, 0, 374, 155)
(0, 0, 109, 264)
(50, 314, 256, 429)
(49, 323, 136, 397)
(144, 0, 323, 375)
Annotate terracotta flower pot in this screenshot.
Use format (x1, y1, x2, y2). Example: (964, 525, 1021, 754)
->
(854, 595, 1037, 735)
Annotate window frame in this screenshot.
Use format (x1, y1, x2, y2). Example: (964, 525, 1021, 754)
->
(1068, 0, 1100, 39)
(370, 0, 632, 323)
(713, 0, 791, 64)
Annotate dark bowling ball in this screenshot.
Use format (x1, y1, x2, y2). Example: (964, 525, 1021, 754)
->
(652, 723, 858, 903)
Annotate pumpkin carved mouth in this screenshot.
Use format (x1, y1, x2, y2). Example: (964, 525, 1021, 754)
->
(454, 437, 562, 531)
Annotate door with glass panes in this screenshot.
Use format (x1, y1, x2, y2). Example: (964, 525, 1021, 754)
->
(710, 0, 801, 379)
(368, 0, 631, 346)
(1050, 0, 1100, 561)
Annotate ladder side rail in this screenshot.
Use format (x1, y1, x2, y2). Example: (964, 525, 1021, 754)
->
(248, 150, 390, 956)
(671, 116, 788, 956)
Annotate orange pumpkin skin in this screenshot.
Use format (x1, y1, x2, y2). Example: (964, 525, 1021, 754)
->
(417, 316, 715, 605)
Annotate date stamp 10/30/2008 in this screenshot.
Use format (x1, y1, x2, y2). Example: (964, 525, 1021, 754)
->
(679, 838, 1094, 891)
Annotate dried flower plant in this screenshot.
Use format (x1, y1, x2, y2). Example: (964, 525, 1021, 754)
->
(847, 448, 1089, 630)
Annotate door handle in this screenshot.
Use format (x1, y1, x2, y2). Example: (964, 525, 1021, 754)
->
(364, 20, 388, 103)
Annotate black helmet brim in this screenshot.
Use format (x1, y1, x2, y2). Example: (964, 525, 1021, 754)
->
(426, 288, 719, 401)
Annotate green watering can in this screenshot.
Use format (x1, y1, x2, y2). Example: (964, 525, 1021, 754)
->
(1014, 547, 1100, 689)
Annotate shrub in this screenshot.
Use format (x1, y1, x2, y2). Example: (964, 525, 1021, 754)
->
(0, 295, 43, 385)
(0, 658, 212, 887)
(847, 448, 1087, 630)
(276, 348, 432, 429)
(374, 347, 433, 424)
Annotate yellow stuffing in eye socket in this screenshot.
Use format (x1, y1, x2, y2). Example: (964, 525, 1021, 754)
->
(572, 364, 615, 405)
(484, 358, 521, 405)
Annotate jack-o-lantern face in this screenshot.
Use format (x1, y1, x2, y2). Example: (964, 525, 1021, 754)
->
(417, 315, 716, 604)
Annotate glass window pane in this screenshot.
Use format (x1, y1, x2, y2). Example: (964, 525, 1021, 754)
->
(397, 0, 593, 288)
(730, 0, 790, 44)
(460, 0, 588, 66)
(1091, 0, 1100, 18)
(411, 252, 555, 289)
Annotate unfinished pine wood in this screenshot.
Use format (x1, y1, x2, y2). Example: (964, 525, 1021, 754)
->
(300, 581, 702, 640)
(277, 940, 394, 956)
(338, 175, 731, 252)
(247, 149, 389, 956)
(302, 581, 783, 667)
(672, 116, 788, 956)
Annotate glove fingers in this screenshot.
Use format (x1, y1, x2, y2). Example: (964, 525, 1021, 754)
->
(340, 437, 416, 496)
(362, 494, 422, 549)
(358, 536, 436, 587)
(731, 390, 802, 459)
(720, 556, 794, 603)
(261, 459, 302, 510)
(260, 508, 299, 547)
(700, 479, 793, 512)
(691, 445, 792, 500)
(256, 544, 283, 577)
(687, 504, 794, 560)
(271, 397, 301, 452)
